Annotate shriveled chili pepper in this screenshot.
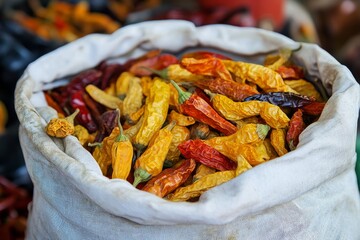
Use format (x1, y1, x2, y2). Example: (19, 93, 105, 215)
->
(207, 91, 289, 129)
(111, 109, 133, 180)
(181, 51, 232, 60)
(129, 53, 178, 76)
(243, 92, 316, 108)
(165, 125, 191, 167)
(133, 78, 170, 151)
(45, 109, 79, 138)
(193, 164, 216, 182)
(66, 69, 102, 96)
(89, 142, 110, 177)
(190, 122, 210, 140)
(263, 138, 279, 160)
(167, 110, 195, 127)
(270, 129, 288, 156)
(142, 159, 196, 198)
(178, 139, 237, 171)
(235, 155, 252, 176)
(94, 110, 118, 143)
(286, 109, 305, 150)
(82, 92, 105, 124)
(85, 84, 123, 110)
(284, 79, 323, 102)
(124, 116, 144, 142)
(222, 60, 297, 93)
(44, 91, 66, 117)
(170, 80, 237, 136)
(140, 75, 154, 97)
(127, 106, 145, 125)
(265, 48, 293, 70)
(133, 122, 175, 187)
(180, 57, 233, 82)
(276, 65, 304, 79)
(301, 101, 325, 116)
(69, 90, 97, 133)
(73, 124, 91, 147)
(98, 63, 123, 90)
(122, 76, 143, 124)
(168, 170, 236, 202)
(239, 141, 271, 166)
(121, 49, 162, 72)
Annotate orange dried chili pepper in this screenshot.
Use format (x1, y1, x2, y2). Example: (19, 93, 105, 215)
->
(44, 91, 66, 117)
(170, 80, 237, 136)
(178, 139, 237, 171)
(193, 164, 216, 182)
(286, 109, 305, 150)
(142, 159, 196, 198)
(270, 129, 288, 156)
(167, 110, 195, 127)
(45, 109, 79, 138)
(165, 125, 191, 167)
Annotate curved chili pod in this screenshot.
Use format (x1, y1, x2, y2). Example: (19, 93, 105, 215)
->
(242, 92, 315, 108)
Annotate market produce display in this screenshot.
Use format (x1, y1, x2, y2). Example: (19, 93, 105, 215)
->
(43, 48, 326, 201)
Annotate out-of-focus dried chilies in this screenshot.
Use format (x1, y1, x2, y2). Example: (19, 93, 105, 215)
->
(286, 109, 305, 150)
(88, 142, 110, 177)
(129, 53, 178, 76)
(133, 122, 175, 187)
(133, 78, 170, 151)
(168, 170, 236, 202)
(66, 69, 102, 96)
(46, 109, 79, 138)
(111, 109, 133, 180)
(142, 159, 196, 198)
(207, 91, 289, 129)
(0, 101, 7, 134)
(44, 91, 66, 117)
(73, 124, 92, 146)
(178, 139, 237, 171)
(115, 72, 132, 100)
(170, 80, 237, 136)
(181, 51, 232, 60)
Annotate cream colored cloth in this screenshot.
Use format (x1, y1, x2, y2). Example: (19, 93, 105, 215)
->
(15, 20, 360, 239)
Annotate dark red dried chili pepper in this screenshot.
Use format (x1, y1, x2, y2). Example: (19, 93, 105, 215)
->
(178, 139, 237, 171)
(129, 53, 178, 76)
(243, 92, 316, 108)
(69, 91, 97, 133)
(44, 91, 66, 116)
(286, 109, 305, 150)
(99, 63, 123, 90)
(66, 69, 102, 95)
(170, 80, 237, 135)
(301, 101, 326, 116)
(94, 110, 118, 142)
(141, 159, 196, 197)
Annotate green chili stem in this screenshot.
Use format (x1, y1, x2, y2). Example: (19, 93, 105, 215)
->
(256, 124, 271, 140)
(65, 108, 80, 125)
(140, 67, 168, 79)
(133, 168, 151, 187)
(87, 142, 102, 148)
(169, 80, 191, 104)
(115, 108, 128, 142)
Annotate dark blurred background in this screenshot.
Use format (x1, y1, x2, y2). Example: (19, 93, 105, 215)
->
(0, 0, 359, 238)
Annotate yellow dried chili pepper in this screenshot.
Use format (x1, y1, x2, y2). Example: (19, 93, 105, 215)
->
(115, 72, 133, 100)
(127, 106, 145, 125)
(168, 170, 236, 202)
(133, 78, 170, 151)
(0, 101, 7, 134)
(169, 83, 181, 111)
(284, 79, 323, 101)
(207, 91, 289, 129)
(265, 48, 293, 70)
(193, 164, 216, 182)
(122, 76, 143, 124)
(167, 110, 195, 127)
(140, 75, 154, 97)
(89, 142, 110, 176)
(124, 116, 144, 142)
(73, 124, 91, 146)
(46, 109, 79, 138)
(222, 60, 297, 93)
(263, 138, 279, 160)
(85, 84, 123, 110)
(133, 122, 175, 187)
(104, 82, 117, 96)
(270, 129, 288, 157)
(164, 125, 191, 167)
(111, 109, 133, 180)
(238, 141, 270, 166)
(235, 154, 252, 176)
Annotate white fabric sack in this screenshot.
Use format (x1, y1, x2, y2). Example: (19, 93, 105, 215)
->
(15, 20, 360, 239)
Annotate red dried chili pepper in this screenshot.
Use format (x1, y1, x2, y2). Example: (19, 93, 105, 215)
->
(170, 80, 237, 135)
(141, 159, 196, 197)
(286, 109, 305, 150)
(178, 139, 237, 171)
(276, 65, 304, 79)
(66, 69, 102, 95)
(181, 51, 232, 60)
(129, 53, 178, 76)
(99, 63, 123, 90)
(301, 102, 325, 116)
(69, 91, 97, 133)
(44, 91, 66, 116)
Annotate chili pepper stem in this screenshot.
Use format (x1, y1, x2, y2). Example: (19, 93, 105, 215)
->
(256, 124, 271, 140)
(88, 142, 102, 148)
(169, 80, 191, 104)
(140, 67, 168, 80)
(65, 108, 80, 125)
(203, 89, 216, 100)
(133, 168, 152, 187)
(115, 108, 128, 142)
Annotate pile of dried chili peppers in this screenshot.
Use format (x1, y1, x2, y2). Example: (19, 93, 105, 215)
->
(44, 48, 327, 202)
